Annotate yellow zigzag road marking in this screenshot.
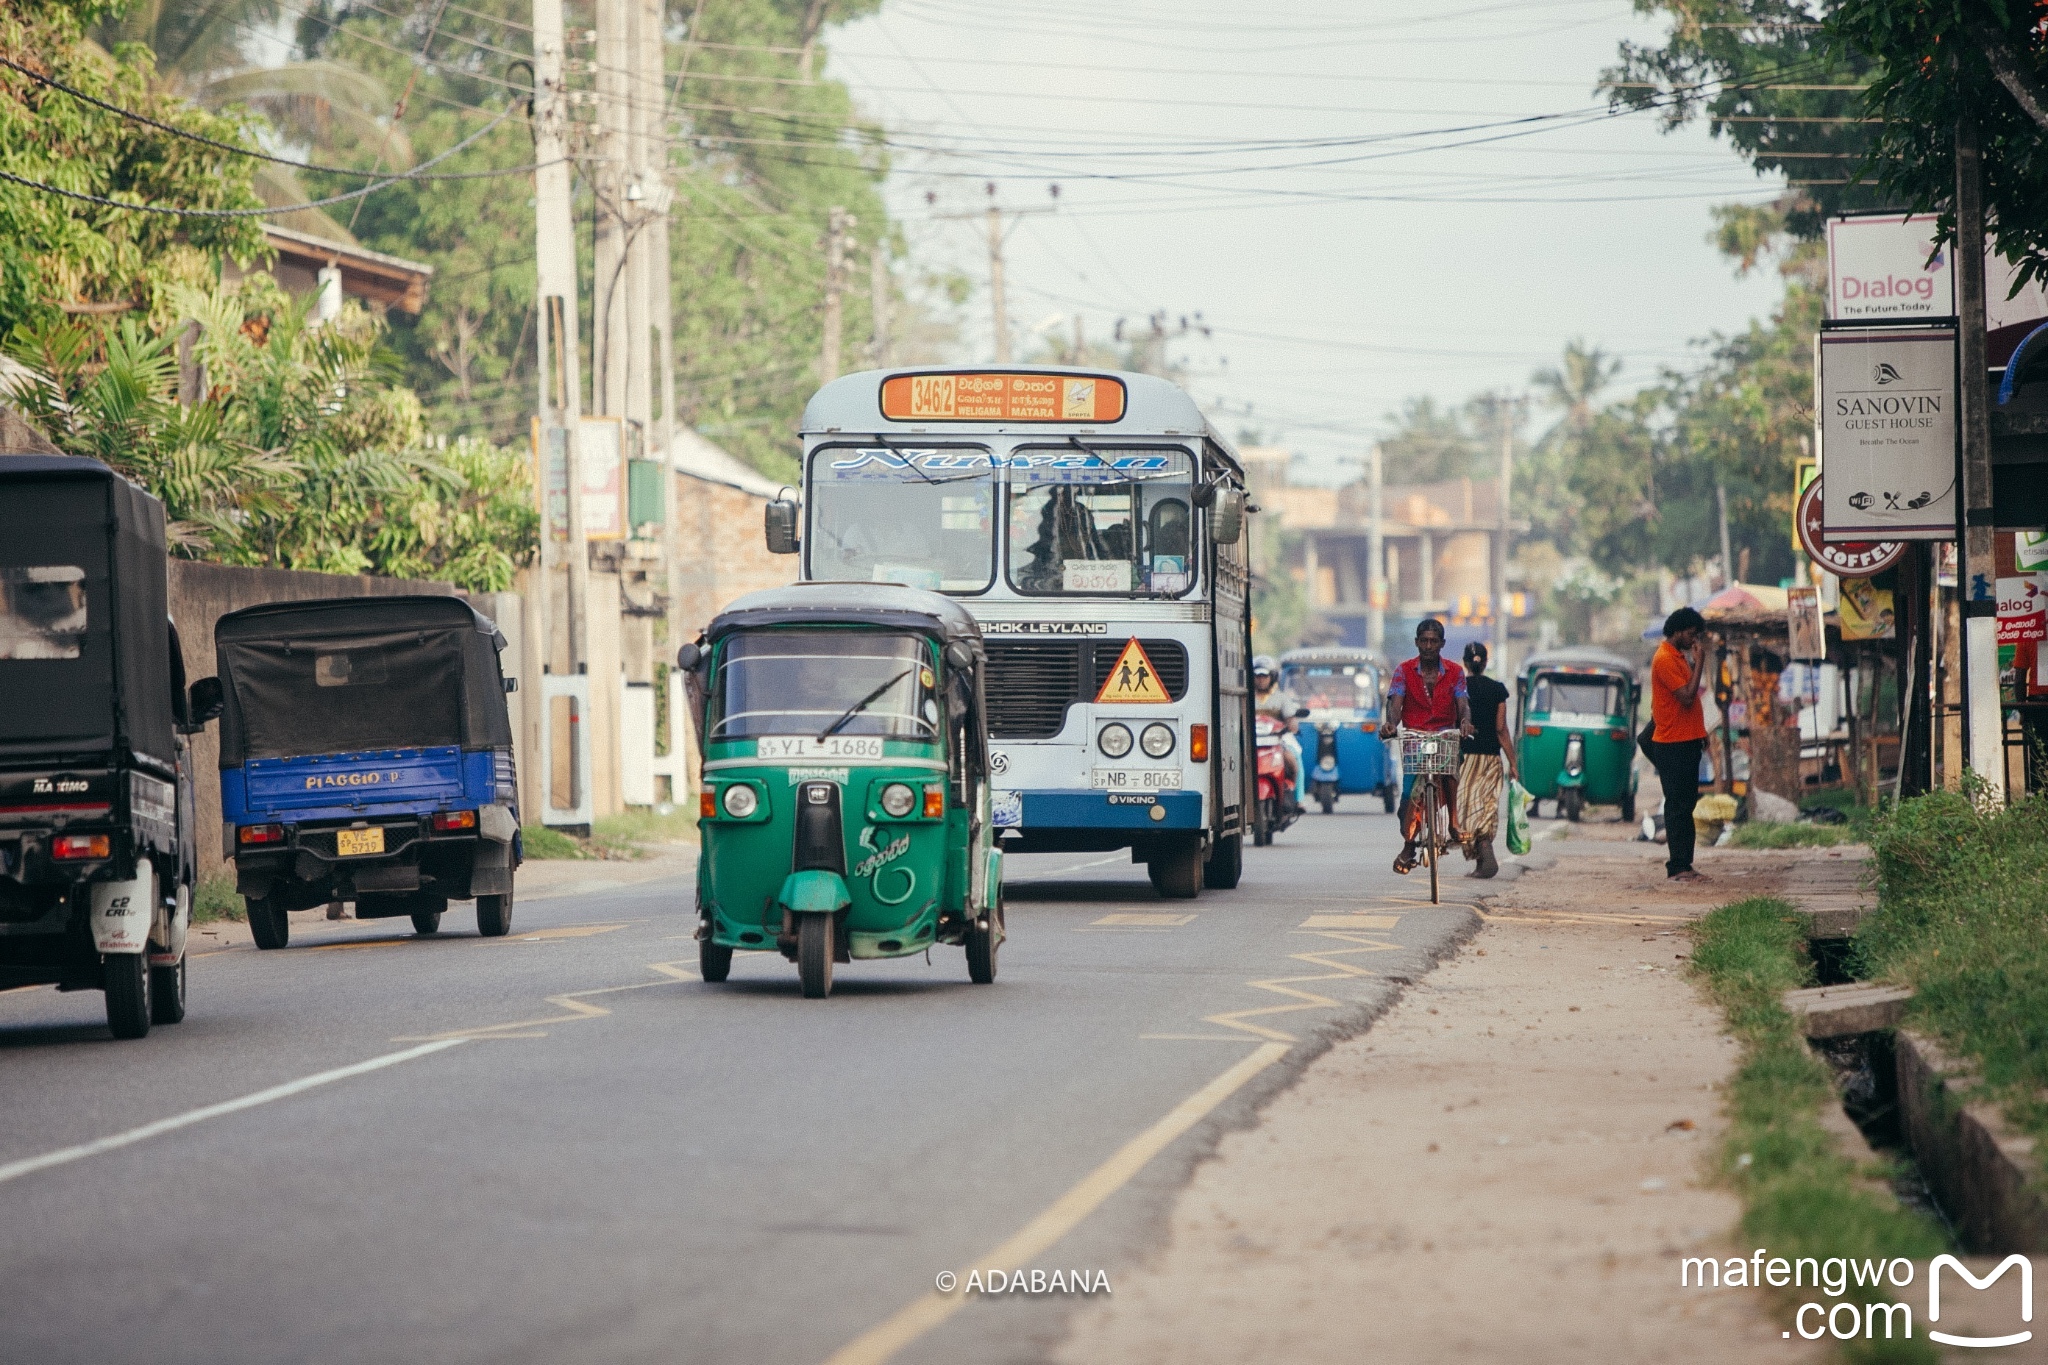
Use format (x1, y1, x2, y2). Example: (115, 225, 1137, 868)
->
(1203, 932, 1402, 1043)
(394, 960, 696, 1041)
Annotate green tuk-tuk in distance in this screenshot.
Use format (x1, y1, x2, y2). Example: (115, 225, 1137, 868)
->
(1514, 647, 1642, 822)
(677, 583, 1003, 999)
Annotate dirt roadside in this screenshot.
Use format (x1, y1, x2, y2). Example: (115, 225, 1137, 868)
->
(1056, 818, 1847, 1364)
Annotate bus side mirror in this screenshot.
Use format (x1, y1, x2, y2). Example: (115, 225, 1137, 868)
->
(503, 676, 519, 694)
(675, 642, 704, 673)
(187, 677, 224, 728)
(1210, 487, 1245, 544)
(764, 498, 800, 555)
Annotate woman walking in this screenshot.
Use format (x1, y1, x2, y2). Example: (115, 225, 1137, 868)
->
(1457, 641, 1516, 879)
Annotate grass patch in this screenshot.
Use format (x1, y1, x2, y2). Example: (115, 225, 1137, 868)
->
(1690, 897, 1946, 1361)
(519, 824, 588, 860)
(1731, 822, 1858, 850)
(192, 872, 243, 924)
(1855, 791, 2048, 1162)
(520, 806, 698, 861)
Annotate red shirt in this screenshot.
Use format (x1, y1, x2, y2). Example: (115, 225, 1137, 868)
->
(1390, 657, 1467, 731)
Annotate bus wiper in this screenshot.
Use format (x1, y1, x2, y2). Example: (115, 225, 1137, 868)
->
(818, 667, 914, 742)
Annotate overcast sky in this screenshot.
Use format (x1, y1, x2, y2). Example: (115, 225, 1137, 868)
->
(826, 0, 1791, 484)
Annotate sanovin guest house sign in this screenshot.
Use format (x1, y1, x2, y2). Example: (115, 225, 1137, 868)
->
(1817, 328, 1957, 539)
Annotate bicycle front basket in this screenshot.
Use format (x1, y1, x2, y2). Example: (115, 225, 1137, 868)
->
(1400, 731, 1460, 775)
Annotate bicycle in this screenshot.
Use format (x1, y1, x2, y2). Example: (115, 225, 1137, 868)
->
(1397, 728, 1462, 904)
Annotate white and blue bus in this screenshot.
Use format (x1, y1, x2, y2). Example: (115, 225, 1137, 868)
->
(771, 367, 1254, 897)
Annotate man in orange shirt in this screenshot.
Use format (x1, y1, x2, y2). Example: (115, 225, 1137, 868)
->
(1649, 606, 1711, 882)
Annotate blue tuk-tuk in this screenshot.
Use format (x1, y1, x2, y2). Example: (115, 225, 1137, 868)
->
(1279, 647, 1395, 813)
(208, 596, 521, 946)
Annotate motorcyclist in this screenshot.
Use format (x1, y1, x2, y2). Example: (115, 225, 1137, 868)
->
(1252, 655, 1303, 812)
(1380, 619, 1474, 876)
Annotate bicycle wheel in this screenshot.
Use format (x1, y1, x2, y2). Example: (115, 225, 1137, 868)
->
(1423, 779, 1440, 904)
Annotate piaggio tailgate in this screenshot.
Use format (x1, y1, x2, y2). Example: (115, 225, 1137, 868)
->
(243, 747, 465, 812)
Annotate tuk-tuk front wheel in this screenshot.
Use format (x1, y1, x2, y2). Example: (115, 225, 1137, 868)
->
(1620, 789, 1636, 822)
(246, 894, 289, 950)
(967, 898, 1003, 984)
(1560, 789, 1584, 823)
(797, 913, 835, 998)
(149, 955, 186, 1025)
(104, 953, 151, 1040)
(700, 935, 732, 983)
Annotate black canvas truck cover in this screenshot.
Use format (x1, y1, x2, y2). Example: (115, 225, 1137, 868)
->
(213, 595, 510, 765)
(0, 455, 175, 768)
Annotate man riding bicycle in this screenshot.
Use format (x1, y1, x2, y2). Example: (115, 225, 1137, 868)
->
(1379, 618, 1474, 876)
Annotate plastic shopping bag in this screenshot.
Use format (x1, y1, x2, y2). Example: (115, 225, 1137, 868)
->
(1505, 779, 1532, 856)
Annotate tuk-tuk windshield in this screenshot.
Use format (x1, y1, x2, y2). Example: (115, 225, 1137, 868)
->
(710, 631, 937, 742)
(1529, 673, 1625, 720)
(1280, 662, 1380, 715)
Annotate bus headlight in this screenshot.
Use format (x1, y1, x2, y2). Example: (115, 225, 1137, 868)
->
(1139, 723, 1175, 759)
(722, 784, 759, 818)
(879, 782, 917, 817)
(1098, 723, 1134, 758)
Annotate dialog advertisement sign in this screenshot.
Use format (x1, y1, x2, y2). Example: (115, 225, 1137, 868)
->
(1997, 575, 2048, 644)
(879, 372, 1127, 423)
(1818, 328, 1957, 539)
(1826, 214, 1953, 322)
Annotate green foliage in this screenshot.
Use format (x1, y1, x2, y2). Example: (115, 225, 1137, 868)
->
(519, 824, 587, 860)
(1378, 394, 1488, 485)
(1690, 897, 1947, 1361)
(1828, 0, 2048, 293)
(192, 871, 242, 923)
(0, 0, 266, 337)
(1604, 0, 1887, 237)
(1858, 793, 2048, 1156)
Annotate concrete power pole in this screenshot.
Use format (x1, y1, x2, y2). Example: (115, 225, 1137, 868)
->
(939, 186, 1053, 365)
(593, 0, 630, 420)
(532, 0, 586, 678)
(1954, 112, 2003, 799)
(1367, 442, 1386, 656)
(1493, 396, 1518, 668)
(1716, 483, 1734, 588)
(868, 239, 892, 368)
(821, 206, 851, 381)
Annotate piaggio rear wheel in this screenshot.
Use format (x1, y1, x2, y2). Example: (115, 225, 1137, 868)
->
(476, 890, 513, 937)
(246, 894, 289, 950)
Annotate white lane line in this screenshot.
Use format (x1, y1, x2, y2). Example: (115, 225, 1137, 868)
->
(0, 1038, 468, 1187)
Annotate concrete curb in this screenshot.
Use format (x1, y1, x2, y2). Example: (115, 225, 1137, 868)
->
(1896, 1029, 2048, 1254)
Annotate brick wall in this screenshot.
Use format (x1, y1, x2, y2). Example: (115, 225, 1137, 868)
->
(672, 475, 798, 641)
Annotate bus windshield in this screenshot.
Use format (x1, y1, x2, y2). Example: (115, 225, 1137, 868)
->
(1007, 446, 1196, 596)
(709, 631, 938, 741)
(807, 447, 995, 592)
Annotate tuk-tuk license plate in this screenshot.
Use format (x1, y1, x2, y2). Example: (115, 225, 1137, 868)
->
(1091, 768, 1181, 791)
(335, 827, 385, 857)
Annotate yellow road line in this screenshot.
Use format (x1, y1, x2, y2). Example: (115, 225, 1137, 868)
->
(1203, 932, 1400, 1042)
(822, 1041, 1289, 1365)
(392, 959, 695, 1041)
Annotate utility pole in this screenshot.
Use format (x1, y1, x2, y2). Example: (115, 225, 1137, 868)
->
(1071, 314, 1084, 365)
(1367, 442, 1386, 656)
(1716, 483, 1734, 588)
(820, 206, 852, 381)
(938, 183, 1054, 364)
(1954, 112, 2004, 799)
(532, 0, 586, 679)
(868, 237, 891, 368)
(593, 0, 630, 419)
(1493, 395, 1520, 668)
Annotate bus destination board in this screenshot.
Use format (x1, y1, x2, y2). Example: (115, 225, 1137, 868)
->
(880, 372, 1127, 424)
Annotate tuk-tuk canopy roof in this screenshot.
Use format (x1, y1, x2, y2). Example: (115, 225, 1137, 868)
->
(1518, 646, 1642, 681)
(705, 582, 985, 656)
(213, 594, 510, 766)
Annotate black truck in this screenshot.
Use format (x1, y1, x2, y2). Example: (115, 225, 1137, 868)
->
(0, 455, 220, 1037)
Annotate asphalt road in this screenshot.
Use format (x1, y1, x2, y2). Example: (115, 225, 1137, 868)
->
(0, 804, 1483, 1365)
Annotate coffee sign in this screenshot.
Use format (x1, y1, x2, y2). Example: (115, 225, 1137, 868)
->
(1796, 479, 1905, 575)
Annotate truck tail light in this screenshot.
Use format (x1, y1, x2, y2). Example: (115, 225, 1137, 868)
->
(53, 833, 110, 860)
(432, 809, 478, 831)
(1190, 724, 1210, 762)
(237, 823, 285, 845)
(923, 784, 945, 819)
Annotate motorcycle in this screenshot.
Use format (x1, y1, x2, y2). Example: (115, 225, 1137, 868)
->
(1251, 711, 1306, 846)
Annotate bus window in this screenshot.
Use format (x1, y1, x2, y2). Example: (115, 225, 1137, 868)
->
(806, 446, 996, 593)
(1007, 447, 1196, 596)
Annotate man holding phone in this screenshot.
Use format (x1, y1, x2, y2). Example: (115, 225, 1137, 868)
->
(1649, 606, 1711, 883)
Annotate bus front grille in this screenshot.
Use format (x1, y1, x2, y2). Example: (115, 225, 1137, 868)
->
(985, 640, 1083, 738)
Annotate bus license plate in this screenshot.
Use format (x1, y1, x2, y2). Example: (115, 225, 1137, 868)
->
(755, 736, 884, 761)
(1091, 768, 1180, 791)
(335, 827, 385, 857)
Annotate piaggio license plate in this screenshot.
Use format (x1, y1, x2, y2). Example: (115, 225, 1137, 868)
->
(335, 827, 385, 857)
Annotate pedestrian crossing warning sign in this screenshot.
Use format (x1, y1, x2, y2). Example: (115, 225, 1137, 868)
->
(1095, 638, 1171, 703)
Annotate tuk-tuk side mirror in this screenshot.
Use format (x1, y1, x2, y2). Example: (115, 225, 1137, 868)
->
(944, 640, 974, 672)
(1295, 706, 1311, 719)
(186, 677, 224, 730)
(675, 642, 704, 673)
(503, 676, 519, 694)
(1210, 487, 1245, 544)
(764, 497, 800, 555)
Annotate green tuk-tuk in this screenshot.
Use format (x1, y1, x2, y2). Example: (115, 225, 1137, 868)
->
(677, 583, 1003, 998)
(1514, 647, 1642, 822)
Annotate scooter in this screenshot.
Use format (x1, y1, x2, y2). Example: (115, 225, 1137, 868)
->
(1308, 723, 1342, 814)
(1252, 714, 1304, 846)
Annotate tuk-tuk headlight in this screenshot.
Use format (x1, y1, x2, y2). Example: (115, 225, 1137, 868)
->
(721, 784, 759, 819)
(1098, 723, 1134, 758)
(1139, 723, 1175, 759)
(879, 782, 917, 818)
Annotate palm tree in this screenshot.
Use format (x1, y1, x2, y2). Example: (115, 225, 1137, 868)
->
(1531, 339, 1621, 444)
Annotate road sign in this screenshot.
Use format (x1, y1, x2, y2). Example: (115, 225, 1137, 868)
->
(1797, 478, 1906, 576)
(1095, 638, 1171, 703)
